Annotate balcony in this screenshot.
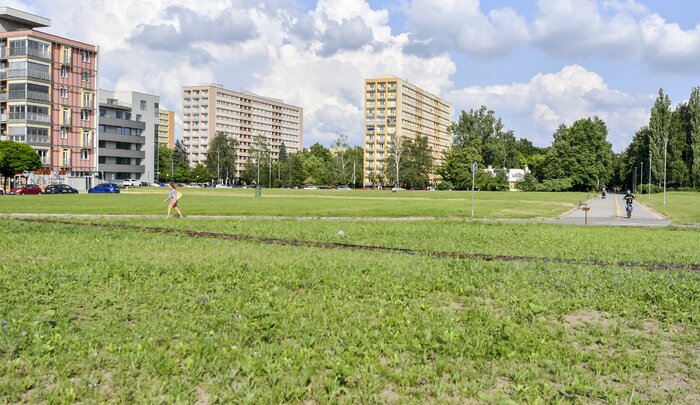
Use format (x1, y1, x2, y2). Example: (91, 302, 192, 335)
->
(0, 47, 5, 59)
(0, 114, 5, 122)
(103, 99, 131, 109)
(8, 112, 50, 123)
(8, 134, 50, 145)
(9, 69, 50, 81)
(9, 47, 51, 61)
(0, 71, 5, 80)
(9, 90, 50, 102)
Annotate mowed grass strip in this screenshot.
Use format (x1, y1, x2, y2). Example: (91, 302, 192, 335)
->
(47, 217, 700, 266)
(0, 188, 588, 219)
(642, 192, 700, 224)
(1, 221, 698, 403)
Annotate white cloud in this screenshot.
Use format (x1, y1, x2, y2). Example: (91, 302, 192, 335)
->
(405, 0, 700, 73)
(447, 65, 653, 151)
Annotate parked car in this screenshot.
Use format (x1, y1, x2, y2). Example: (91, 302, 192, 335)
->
(317, 185, 332, 190)
(0, 188, 4, 195)
(303, 185, 317, 190)
(336, 185, 351, 190)
(10, 184, 42, 195)
(88, 183, 120, 193)
(43, 184, 78, 194)
(150, 182, 166, 187)
(122, 179, 142, 187)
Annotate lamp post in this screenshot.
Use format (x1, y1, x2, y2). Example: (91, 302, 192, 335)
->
(663, 136, 668, 207)
(640, 162, 643, 194)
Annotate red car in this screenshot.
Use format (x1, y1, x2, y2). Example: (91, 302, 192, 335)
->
(9, 184, 42, 195)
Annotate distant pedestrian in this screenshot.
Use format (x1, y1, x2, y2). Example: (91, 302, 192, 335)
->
(164, 183, 183, 218)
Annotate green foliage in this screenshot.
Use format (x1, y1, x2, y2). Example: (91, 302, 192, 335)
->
(302, 155, 327, 185)
(690, 87, 700, 188)
(516, 172, 539, 191)
(205, 132, 238, 182)
(173, 163, 191, 183)
(437, 146, 482, 188)
(542, 117, 613, 191)
(475, 170, 509, 191)
(190, 163, 213, 183)
(0, 141, 43, 188)
(536, 178, 574, 192)
(173, 139, 188, 168)
(157, 144, 173, 182)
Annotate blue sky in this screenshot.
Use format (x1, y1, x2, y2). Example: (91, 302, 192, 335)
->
(15, 0, 700, 151)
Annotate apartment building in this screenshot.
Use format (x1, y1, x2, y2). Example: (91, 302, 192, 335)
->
(0, 7, 98, 190)
(98, 90, 160, 183)
(97, 91, 145, 182)
(363, 76, 452, 186)
(158, 108, 174, 148)
(182, 84, 303, 179)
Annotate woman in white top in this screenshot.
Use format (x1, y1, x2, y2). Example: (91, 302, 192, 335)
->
(164, 183, 183, 218)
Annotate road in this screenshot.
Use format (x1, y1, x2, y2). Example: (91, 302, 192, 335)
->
(556, 192, 669, 226)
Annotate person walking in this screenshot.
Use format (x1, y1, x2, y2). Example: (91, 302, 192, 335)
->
(164, 183, 183, 218)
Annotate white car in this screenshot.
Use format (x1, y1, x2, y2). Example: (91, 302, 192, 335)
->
(303, 185, 317, 190)
(122, 179, 142, 187)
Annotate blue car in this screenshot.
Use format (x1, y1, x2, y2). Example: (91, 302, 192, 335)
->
(88, 183, 120, 193)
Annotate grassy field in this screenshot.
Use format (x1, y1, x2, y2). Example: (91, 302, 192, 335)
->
(641, 192, 700, 224)
(1, 218, 699, 403)
(0, 188, 589, 219)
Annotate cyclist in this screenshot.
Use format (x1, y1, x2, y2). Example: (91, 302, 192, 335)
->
(623, 190, 635, 217)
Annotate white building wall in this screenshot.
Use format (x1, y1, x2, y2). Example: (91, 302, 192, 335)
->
(113, 91, 160, 183)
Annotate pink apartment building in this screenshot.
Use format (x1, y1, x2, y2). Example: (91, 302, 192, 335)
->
(0, 7, 98, 189)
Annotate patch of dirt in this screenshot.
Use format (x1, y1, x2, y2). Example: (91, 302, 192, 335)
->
(562, 309, 615, 328)
(194, 386, 210, 405)
(379, 385, 400, 403)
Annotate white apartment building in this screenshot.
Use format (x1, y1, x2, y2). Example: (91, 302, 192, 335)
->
(182, 84, 303, 179)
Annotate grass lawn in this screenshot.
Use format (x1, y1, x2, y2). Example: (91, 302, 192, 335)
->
(0, 188, 589, 219)
(641, 192, 700, 224)
(1, 219, 699, 403)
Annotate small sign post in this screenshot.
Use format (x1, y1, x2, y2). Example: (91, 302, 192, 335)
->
(471, 161, 478, 218)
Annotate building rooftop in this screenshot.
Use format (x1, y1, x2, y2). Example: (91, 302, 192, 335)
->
(0, 7, 50, 30)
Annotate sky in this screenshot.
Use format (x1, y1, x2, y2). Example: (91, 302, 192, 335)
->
(13, 0, 700, 152)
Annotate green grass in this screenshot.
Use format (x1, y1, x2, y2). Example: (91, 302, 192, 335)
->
(641, 191, 700, 224)
(47, 217, 700, 266)
(1, 219, 699, 403)
(0, 188, 588, 219)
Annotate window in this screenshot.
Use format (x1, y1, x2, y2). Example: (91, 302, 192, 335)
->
(63, 47, 70, 63)
(81, 149, 89, 160)
(62, 108, 70, 124)
(140, 100, 147, 111)
(60, 87, 68, 98)
(99, 125, 106, 133)
(60, 128, 67, 139)
(154, 102, 159, 117)
(82, 92, 91, 107)
(81, 70, 89, 82)
(60, 66, 68, 78)
(82, 50, 90, 63)
(62, 149, 69, 166)
(81, 109, 89, 121)
(99, 108, 106, 117)
(116, 111, 124, 119)
(136, 114, 142, 122)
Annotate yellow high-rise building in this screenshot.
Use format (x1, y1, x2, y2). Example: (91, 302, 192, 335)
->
(363, 76, 452, 186)
(158, 109, 174, 148)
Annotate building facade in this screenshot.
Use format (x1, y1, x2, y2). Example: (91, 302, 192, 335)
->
(98, 90, 145, 183)
(98, 91, 159, 183)
(158, 108, 174, 148)
(363, 76, 452, 186)
(182, 84, 303, 180)
(0, 7, 98, 190)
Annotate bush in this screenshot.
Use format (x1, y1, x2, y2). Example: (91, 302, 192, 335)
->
(535, 178, 573, 192)
(637, 184, 663, 194)
(516, 173, 539, 191)
(437, 181, 452, 190)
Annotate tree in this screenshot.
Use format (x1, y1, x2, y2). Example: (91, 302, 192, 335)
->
(385, 135, 406, 187)
(173, 140, 188, 168)
(689, 87, 700, 188)
(437, 145, 482, 189)
(450, 106, 520, 168)
(330, 133, 351, 185)
(648, 89, 672, 186)
(0, 141, 42, 190)
(157, 144, 173, 182)
(250, 134, 270, 185)
(542, 117, 614, 191)
(400, 135, 433, 189)
(191, 163, 213, 184)
(302, 155, 327, 185)
(205, 132, 238, 183)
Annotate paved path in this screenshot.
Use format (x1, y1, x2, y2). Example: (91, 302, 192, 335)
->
(556, 192, 670, 227)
